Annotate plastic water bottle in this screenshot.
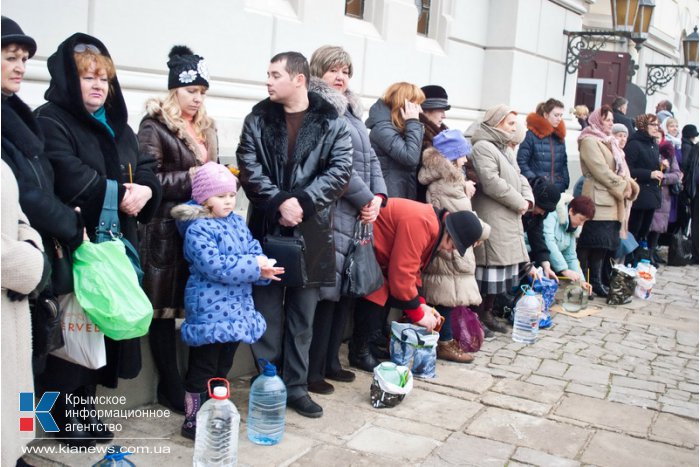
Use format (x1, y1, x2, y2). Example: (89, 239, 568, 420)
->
(512, 286, 542, 344)
(193, 379, 239, 467)
(91, 446, 135, 466)
(247, 359, 287, 446)
(377, 361, 401, 386)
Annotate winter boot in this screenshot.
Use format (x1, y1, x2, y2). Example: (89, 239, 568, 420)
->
(589, 252, 609, 298)
(181, 391, 203, 440)
(50, 390, 96, 448)
(477, 307, 509, 334)
(348, 339, 379, 372)
(79, 385, 113, 443)
(437, 340, 474, 363)
(149, 319, 186, 414)
(368, 330, 390, 360)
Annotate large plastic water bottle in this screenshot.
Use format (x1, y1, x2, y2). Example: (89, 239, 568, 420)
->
(193, 378, 239, 467)
(512, 286, 542, 344)
(247, 359, 287, 446)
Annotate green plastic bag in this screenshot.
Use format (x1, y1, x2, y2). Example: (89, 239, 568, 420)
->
(73, 239, 152, 340)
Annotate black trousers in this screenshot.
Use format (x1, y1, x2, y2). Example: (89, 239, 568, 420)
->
(628, 208, 656, 243)
(308, 297, 354, 382)
(184, 342, 239, 393)
(251, 283, 319, 400)
(693, 194, 699, 260)
(352, 298, 386, 343)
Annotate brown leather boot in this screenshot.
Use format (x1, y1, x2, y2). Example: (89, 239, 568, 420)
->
(478, 308, 509, 334)
(437, 340, 474, 363)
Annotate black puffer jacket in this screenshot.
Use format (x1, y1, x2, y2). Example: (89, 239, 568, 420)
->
(236, 92, 353, 287)
(625, 130, 661, 210)
(33, 32, 162, 388)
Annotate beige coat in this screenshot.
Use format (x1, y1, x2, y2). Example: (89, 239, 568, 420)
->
(579, 137, 639, 231)
(418, 147, 491, 307)
(470, 125, 534, 266)
(1, 160, 45, 466)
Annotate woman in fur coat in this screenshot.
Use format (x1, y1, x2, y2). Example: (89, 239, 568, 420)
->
(137, 46, 218, 413)
(418, 129, 490, 363)
(517, 98, 569, 192)
(307, 46, 387, 386)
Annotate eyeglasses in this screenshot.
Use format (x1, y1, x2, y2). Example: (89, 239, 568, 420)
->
(648, 122, 659, 127)
(73, 43, 101, 54)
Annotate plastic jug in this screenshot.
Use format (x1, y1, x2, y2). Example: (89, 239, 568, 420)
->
(193, 378, 239, 467)
(512, 285, 542, 344)
(247, 359, 286, 446)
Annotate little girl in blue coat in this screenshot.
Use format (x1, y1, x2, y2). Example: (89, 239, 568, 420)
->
(171, 161, 283, 439)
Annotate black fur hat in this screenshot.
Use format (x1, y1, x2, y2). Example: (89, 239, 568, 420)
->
(167, 45, 209, 90)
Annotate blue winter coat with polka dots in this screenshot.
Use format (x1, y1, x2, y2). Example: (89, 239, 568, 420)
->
(171, 203, 269, 347)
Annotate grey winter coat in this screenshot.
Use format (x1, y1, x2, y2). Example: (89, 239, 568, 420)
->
(470, 124, 534, 267)
(308, 78, 387, 301)
(365, 99, 424, 200)
(418, 147, 490, 307)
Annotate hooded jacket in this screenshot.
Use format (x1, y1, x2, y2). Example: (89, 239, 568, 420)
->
(625, 130, 662, 210)
(418, 147, 490, 307)
(307, 77, 387, 301)
(365, 99, 424, 200)
(236, 92, 353, 287)
(171, 203, 268, 346)
(470, 124, 533, 267)
(137, 97, 219, 313)
(33, 32, 162, 387)
(542, 193, 583, 276)
(516, 113, 569, 192)
(34, 33, 162, 250)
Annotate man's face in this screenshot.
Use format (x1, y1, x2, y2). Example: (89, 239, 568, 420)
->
(266, 59, 298, 104)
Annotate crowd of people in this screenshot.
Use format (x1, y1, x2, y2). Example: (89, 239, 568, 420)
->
(1, 16, 698, 466)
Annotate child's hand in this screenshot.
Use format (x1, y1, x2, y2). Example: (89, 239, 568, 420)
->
(261, 265, 285, 281)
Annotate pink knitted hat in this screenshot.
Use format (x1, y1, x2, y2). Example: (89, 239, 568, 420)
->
(191, 162, 237, 204)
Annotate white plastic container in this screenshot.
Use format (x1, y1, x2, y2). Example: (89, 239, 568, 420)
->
(247, 360, 286, 446)
(512, 286, 542, 345)
(193, 379, 239, 467)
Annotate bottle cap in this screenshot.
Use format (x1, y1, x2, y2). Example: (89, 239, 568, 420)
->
(259, 358, 278, 377)
(212, 386, 228, 400)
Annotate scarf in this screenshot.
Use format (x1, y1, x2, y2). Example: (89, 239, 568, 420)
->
(578, 108, 629, 178)
(661, 119, 682, 149)
(91, 106, 115, 138)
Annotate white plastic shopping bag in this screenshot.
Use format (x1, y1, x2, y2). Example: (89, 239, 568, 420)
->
(50, 293, 107, 369)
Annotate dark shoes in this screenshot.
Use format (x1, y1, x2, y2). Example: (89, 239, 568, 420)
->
(348, 341, 379, 372)
(482, 313, 509, 334)
(288, 395, 323, 418)
(308, 380, 335, 395)
(326, 369, 356, 382)
(591, 282, 609, 298)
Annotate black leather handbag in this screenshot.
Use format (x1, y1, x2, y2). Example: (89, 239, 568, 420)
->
(51, 238, 73, 295)
(668, 231, 693, 266)
(262, 231, 307, 288)
(30, 291, 64, 373)
(341, 221, 384, 297)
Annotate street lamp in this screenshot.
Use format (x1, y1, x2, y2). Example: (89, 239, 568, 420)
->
(563, 0, 655, 92)
(645, 26, 699, 96)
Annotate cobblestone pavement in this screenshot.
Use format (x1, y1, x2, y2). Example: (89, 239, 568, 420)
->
(27, 264, 698, 466)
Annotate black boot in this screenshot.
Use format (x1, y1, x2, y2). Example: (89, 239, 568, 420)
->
(477, 307, 509, 334)
(51, 391, 96, 448)
(589, 251, 609, 298)
(149, 319, 186, 414)
(368, 330, 390, 360)
(79, 385, 113, 443)
(348, 339, 379, 372)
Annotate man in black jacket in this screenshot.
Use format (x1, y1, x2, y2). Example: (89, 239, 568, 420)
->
(237, 52, 353, 418)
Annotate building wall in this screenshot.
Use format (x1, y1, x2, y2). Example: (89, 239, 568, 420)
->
(3, 0, 697, 406)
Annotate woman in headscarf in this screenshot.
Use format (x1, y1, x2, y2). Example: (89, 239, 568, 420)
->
(34, 32, 162, 446)
(577, 105, 638, 297)
(470, 105, 534, 333)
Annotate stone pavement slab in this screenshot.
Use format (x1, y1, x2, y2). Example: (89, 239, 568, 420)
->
(650, 412, 699, 449)
(422, 432, 514, 466)
(555, 393, 656, 436)
(345, 426, 440, 460)
(581, 430, 698, 467)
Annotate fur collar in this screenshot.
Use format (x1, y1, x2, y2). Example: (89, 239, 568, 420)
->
(143, 98, 218, 163)
(526, 112, 566, 141)
(418, 146, 465, 185)
(1, 94, 43, 158)
(555, 192, 574, 225)
(170, 203, 213, 221)
(251, 92, 339, 164)
(307, 77, 363, 118)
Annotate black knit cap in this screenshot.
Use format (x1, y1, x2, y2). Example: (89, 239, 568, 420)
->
(531, 177, 561, 213)
(444, 210, 482, 256)
(167, 45, 209, 90)
(421, 85, 450, 111)
(682, 124, 699, 139)
(1, 16, 36, 58)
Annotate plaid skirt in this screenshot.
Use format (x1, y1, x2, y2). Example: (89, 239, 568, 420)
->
(475, 263, 520, 295)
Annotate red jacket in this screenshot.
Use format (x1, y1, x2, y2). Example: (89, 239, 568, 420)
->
(365, 198, 442, 321)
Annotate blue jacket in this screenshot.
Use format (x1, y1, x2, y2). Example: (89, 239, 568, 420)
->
(542, 194, 583, 276)
(517, 113, 569, 192)
(172, 203, 268, 346)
